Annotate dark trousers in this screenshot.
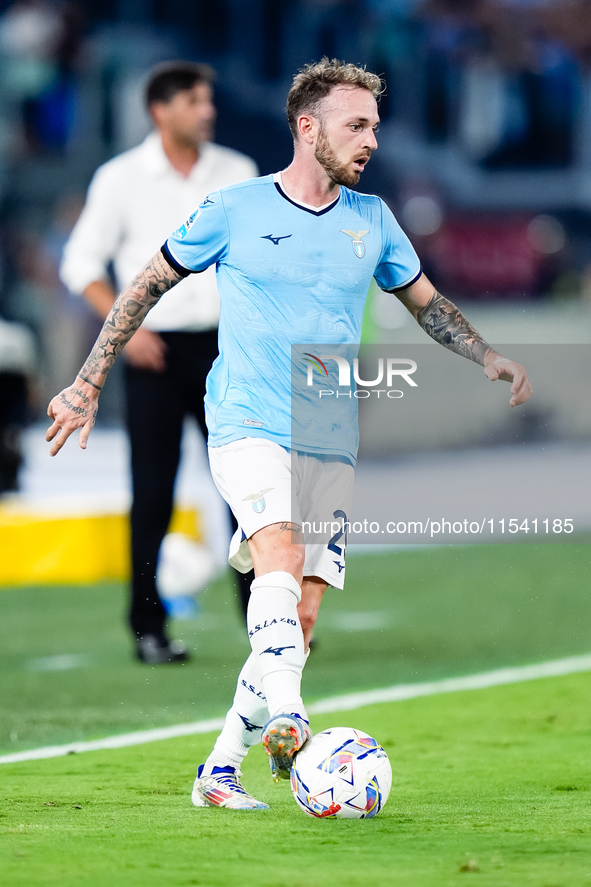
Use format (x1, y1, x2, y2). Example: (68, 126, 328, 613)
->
(124, 330, 251, 638)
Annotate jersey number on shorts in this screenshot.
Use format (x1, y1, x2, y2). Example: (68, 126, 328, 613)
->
(328, 509, 348, 556)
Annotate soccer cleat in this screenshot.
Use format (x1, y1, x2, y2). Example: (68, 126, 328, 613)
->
(191, 765, 269, 809)
(262, 713, 312, 782)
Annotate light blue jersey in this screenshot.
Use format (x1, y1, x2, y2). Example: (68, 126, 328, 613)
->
(163, 174, 421, 464)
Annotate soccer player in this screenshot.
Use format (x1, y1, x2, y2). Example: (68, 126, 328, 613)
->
(46, 58, 532, 809)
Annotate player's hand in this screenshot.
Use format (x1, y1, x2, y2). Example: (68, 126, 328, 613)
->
(123, 327, 167, 372)
(483, 355, 532, 407)
(46, 383, 99, 456)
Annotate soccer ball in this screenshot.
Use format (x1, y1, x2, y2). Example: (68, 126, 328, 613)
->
(156, 534, 219, 617)
(290, 727, 392, 819)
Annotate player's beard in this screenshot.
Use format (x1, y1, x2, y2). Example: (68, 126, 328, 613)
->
(314, 125, 362, 188)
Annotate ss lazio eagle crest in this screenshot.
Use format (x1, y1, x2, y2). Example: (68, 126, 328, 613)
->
(340, 228, 369, 258)
(242, 487, 274, 514)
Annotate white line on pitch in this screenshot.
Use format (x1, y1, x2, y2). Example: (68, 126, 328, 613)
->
(307, 652, 591, 713)
(1, 652, 590, 766)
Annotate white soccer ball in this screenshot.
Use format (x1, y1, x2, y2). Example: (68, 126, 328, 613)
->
(290, 726, 392, 819)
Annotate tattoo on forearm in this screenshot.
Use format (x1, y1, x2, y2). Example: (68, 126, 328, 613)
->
(78, 251, 182, 385)
(417, 291, 492, 366)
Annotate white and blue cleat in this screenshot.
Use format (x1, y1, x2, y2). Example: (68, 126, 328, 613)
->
(191, 764, 269, 809)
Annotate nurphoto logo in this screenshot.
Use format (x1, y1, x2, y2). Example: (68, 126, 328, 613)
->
(303, 352, 418, 399)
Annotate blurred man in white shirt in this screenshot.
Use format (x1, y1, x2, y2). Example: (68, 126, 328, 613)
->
(60, 61, 258, 663)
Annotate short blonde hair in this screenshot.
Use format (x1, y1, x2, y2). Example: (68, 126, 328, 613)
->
(286, 57, 384, 138)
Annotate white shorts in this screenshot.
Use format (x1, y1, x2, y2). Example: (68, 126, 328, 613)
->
(208, 438, 354, 589)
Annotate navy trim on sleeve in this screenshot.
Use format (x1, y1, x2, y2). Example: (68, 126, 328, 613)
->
(161, 241, 192, 278)
(383, 266, 423, 293)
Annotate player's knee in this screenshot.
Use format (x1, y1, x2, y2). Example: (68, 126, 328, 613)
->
(298, 605, 318, 640)
(297, 596, 321, 638)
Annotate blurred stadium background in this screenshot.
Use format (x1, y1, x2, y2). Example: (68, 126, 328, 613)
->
(0, 3, 589, 589)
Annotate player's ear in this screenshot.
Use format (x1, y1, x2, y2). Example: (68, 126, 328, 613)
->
(297, 114, 317, 144)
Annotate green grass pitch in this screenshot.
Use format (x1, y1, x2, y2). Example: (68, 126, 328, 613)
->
(1, 673, 590, 887)
(1, 544, 590, 885)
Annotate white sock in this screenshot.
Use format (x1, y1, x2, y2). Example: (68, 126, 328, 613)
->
(247, 571, 307, 719)
(201, 571, 308, 776)
(202, 652, 269, 774)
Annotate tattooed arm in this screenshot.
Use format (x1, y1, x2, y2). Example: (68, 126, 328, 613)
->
(396, 273, 532, 407)
(46, 250, 183, 455)
(82, 279, 167, 372)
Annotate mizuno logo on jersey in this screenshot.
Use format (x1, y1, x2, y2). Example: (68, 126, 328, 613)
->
(340, 229, 369, 258)
(261, 234, 292, 245)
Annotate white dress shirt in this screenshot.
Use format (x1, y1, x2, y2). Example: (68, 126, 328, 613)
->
(60, 132, 258, 331)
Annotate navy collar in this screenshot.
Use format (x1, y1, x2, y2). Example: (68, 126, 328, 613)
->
(273, 174, 341, 216)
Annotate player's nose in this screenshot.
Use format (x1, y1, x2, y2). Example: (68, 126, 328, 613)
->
(363, 128, 378, 151)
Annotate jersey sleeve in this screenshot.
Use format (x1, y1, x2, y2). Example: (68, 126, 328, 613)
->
(162, 190, 229, 276)
(373, 199, 422, 293)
